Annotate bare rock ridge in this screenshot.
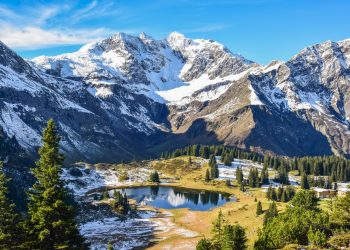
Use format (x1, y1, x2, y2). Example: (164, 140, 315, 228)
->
(1, 32, 350, 163)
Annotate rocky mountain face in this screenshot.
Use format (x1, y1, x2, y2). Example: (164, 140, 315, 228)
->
(1, 33, 350, 166)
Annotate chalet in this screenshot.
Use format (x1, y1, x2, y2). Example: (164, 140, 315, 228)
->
(313, 188, 337, 199)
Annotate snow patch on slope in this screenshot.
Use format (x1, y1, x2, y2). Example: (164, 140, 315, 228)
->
(248, 83, 264, 105)
(62, 165, 152, 196)
(0, 102, 41, 148)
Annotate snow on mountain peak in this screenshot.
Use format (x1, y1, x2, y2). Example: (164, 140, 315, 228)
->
(167, 31, 186, 41)
(166, 31, 192, 49)
(139, 32, 154, 41)
(31, 31, 255, 105)
(110, 32, 129, 41)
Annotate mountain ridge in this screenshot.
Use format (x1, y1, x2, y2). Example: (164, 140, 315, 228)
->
(0, 32, 350, 163)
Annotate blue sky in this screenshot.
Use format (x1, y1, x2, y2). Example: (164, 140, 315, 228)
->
(0, 0, 349, 64)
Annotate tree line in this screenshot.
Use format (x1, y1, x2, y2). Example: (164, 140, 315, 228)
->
(164, 145, 350, 184)
(162, 145, 264, 163)
(266, 185, 296, 202)
(264, 155, 350, 182)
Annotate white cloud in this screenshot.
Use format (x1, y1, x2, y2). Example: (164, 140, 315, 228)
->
(0, 1, 124, 50)
(33, 6, 61, 26)
(0, 24, 111, 49)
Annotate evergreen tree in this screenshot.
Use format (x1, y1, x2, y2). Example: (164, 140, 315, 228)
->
(285, 186, 295, 201)
(107, 241, 114, 250)
(223, 154, 232, 166)
(236, 167, 243, 184)
(188, 156, 192, 165)
(263, 202, 278, 225)
(277, 187, 283, 201)
(248, 168, 259, 187)
(301, 173, 310, 189)
(209, 156, 219, 178)
(149, 171, 160, 183)
(211, 210, 227, 246)
(213, 164, 219, 178)
(271, 188, 277, 201)
(330, 193, 350, 227)
(205, 169, 210, 182)
(0, 164, 23, 249)
(200, 146, 210, 159)
(266, 185, 273, 200)
(290, 190, 318, 211)
(113, 190, 124, 205)
(240, 182, 245, 192)
(103, 190, 110, 199)
(222, 224, 247, 250)
(193, 144, 200, 156)
(260, 166, 269, 185)
(277, 167, 289, 185)
(208, 155, 216, 168)
(256, 201, 263, 216)
(24, 119, 87, 249)
(281, 189, 287, 202)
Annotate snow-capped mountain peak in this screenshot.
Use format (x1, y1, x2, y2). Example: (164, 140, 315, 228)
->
(32, 32, 254, 104)
(2, 33, 350, 161)
(166, 31, 191, 49)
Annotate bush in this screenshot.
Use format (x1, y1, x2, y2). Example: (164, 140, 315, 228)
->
(257, 207, 329, 248)
(328, 233, 350, 249)
(307, 227, 327, 247)
(196, 211, 247, 250)
(289, 190, 318, 210)
(102, 190, 110, 199)
(196, 238, 212, 250)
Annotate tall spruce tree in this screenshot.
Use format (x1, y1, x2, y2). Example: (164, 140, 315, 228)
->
(301, 173, 310, 189)
(211, 210, 227, 246)
(256, 201, 263, 216)
(222, 224, 247, 250)
(205, 169, 210, 182)
(263, 202, 278, 225)
(236, 167, 243, 184)
(0, 164, 23, 249)
(24, 119, 87, 249)
(260, 166, 269, 185)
